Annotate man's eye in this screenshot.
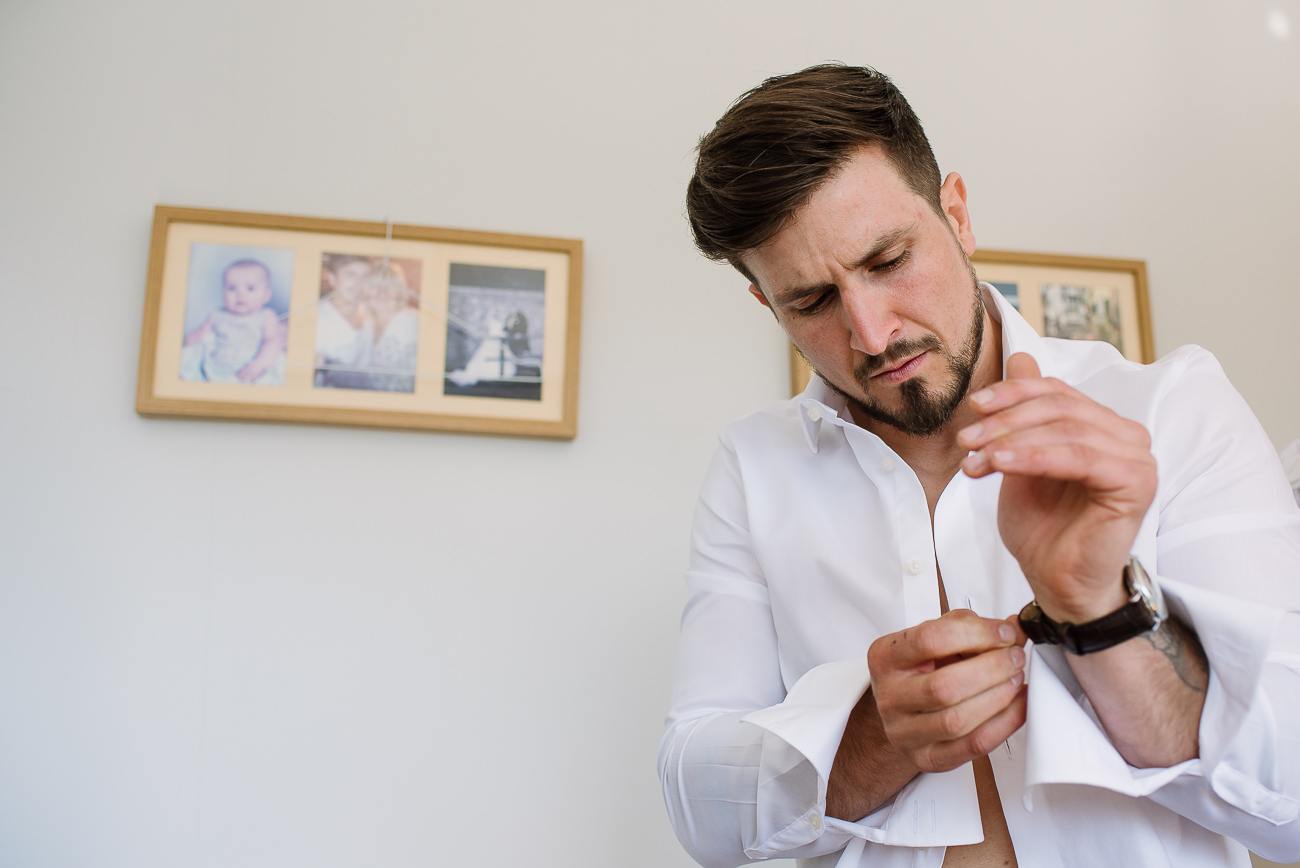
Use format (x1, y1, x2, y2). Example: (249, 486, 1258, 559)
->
(874, 250, 911, 273)
(793, 293, 832, 316)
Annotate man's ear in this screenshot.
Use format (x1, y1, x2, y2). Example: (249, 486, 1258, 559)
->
(749, 284, 771, 309)
(939, 172, 977, 257)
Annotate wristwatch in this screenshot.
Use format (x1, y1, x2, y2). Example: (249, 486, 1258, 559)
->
(1018, 557, 1167, 655)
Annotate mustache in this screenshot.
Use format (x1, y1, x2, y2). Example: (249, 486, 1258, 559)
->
(856, 335, 945, 378)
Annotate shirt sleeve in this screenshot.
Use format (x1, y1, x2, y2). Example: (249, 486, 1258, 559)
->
(1020, 347, 1300, 864)
(658, 437, 982, 867)
(658, 438, 850, 866)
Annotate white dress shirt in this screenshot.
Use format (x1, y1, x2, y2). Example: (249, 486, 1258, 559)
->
(659, 286, 1300, 868)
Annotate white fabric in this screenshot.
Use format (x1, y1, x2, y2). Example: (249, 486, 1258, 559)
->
(315, 298, 373, 368)
(190, 308, 284, 386)
(367, 308, 420, 393)
(1280, 439, 1300, 507)
(659, 285, 1300, 868)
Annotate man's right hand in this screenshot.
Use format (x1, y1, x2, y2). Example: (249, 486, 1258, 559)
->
(827, 610, 1028, 821)
(869, 610, 1028, 773)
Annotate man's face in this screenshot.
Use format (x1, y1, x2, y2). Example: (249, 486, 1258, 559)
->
(742, 146, 988, 438)
(324, 260, 373, 301)
(222, 264, 272, 316)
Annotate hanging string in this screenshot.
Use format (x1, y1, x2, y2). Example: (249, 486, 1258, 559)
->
(271, 213, 540, 383)
(380, 216, 392, 278)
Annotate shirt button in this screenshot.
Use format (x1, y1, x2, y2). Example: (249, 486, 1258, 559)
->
(810, 812, 823, 830)
(805, 406, 821, 423)
(907, 560, 923, 575)
(881, 456, 895, 472)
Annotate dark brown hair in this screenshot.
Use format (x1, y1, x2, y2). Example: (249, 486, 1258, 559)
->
(686, 63, 942, 283)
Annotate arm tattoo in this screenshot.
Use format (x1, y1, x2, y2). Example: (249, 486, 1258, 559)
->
(1143, 616, 1209, 692)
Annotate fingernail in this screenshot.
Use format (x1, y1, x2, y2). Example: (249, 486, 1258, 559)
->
(1009, 646, 1025, 667)
(970, 389, 993, 406)
(998, 623, 1015, 643)
(1010, 670, 1025, 688)
(959, 423, 982, 443)
(962, 451, 987, 473)
(993, 450, 1014, 464)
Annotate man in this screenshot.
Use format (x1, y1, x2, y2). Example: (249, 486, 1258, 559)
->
(659, 64, 1300, 868)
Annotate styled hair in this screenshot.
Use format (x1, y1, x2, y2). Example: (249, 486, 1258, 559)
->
(686, 63, 943, 282)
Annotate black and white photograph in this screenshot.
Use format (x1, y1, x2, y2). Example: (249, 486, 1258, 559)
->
(314, 253, 423, 394)
(443, 263, 546, 401)
(137, 206, 582, 437)
(1040, 282, 1124, 355)
(179, 242, 292, 386)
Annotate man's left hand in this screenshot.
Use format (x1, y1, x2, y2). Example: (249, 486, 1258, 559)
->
(957, 352, 1158, 622)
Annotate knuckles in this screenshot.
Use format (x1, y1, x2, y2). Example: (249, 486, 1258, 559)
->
(921, 667, 966, 708)
(933, 704, 971, 740)
(866, 635, 895, 674)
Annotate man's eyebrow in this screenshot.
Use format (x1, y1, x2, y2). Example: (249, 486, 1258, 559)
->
(769, 223, 918, 307)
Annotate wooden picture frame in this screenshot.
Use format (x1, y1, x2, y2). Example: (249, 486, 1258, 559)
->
(136, 206, 583, 438)
(789, 250, 1152, 395)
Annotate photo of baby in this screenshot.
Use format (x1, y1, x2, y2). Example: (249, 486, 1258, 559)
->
(179, 243, 293, 385)
(314, 253, 422, 394)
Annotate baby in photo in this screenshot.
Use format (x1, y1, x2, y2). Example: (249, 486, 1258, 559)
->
(182, 259, 287, 385)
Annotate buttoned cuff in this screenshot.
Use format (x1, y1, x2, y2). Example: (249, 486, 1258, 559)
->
(740, 658, 983, 857)
(1022, 574, 1296, 825)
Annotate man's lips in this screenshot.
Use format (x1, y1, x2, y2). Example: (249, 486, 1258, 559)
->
(871, 351, 927, 384)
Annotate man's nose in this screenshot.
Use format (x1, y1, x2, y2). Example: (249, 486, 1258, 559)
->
(841, 283, 901, 356)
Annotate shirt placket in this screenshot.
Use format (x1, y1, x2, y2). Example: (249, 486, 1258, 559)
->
(839, 425, 941, 625)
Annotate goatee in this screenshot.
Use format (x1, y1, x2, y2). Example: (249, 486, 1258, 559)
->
(818, 281, 986, 438)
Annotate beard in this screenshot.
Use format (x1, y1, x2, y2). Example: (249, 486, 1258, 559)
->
(817, 276, 986, 438)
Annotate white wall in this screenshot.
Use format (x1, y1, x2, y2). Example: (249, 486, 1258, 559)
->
(1, 1, 1297, 866)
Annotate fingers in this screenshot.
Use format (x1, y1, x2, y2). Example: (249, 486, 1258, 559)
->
(875, 640, 1027, 720)
(960, 421, 1155, 489)
(1005, 351, 1041, 381)
(869, 609, 1019, 672)
(958, 357, 1154, 487)
(868, 612, 1029, 771)
(963, 387, 1150, 452)
(961, 441, 1154, 493)
(910, 685, 1028, 773)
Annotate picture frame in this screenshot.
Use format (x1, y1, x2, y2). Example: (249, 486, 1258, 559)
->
(789, 249, 1152, 395)
(136, 206, 583, 439)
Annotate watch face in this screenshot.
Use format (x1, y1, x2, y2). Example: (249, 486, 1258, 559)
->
(1127, 558, 1168, 622)
(1018, 601, 1056, 645)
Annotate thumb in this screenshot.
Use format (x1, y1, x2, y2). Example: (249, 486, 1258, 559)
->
(1006, 352, 1042, 381)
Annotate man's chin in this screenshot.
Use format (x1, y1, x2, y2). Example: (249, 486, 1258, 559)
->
(829, 375, 965, 438)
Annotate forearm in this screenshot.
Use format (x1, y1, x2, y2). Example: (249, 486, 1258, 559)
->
(1067, 613, 1208, 768)
(826, 688, 920, 821)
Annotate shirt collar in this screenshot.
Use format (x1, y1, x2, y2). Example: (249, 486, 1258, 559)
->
(796, 282, 1045, 452)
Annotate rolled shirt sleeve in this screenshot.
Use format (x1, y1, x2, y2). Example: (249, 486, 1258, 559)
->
(1022, 346, 1300, 863)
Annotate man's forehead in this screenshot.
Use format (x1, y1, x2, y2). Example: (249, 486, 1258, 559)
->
(741, 147, 931, 294)
(746, 206, 924, 301)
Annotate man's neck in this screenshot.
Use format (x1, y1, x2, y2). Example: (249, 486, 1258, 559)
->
(852, 309, 1004, 517)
